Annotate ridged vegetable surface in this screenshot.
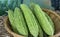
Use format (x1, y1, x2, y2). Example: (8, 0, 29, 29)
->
(44, 12, 54, 28)
(14, 7, 28, 36)
(8, 10, 17, 33)
(20, 4, 39, 37)
(30, 4, 54, 35)
(30, 5, 43, 37)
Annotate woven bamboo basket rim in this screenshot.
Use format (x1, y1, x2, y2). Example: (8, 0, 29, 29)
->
(4, 16, 24, 37)
(42, 9, 60, 19)
(43, 9, 60, 37)
(4, 9, 60, 37)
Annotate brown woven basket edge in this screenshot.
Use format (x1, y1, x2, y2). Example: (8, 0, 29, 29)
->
(42, 8, 60, 19)
(4, 16, 24, 37)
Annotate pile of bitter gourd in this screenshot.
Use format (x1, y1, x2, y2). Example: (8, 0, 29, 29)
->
(8, 4, 54, 37)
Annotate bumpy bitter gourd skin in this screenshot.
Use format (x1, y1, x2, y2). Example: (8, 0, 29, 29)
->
(20, 4, 39, 37)
(14, 7, 28, 36)
(44, 12, 54, 28)
(30, 4, 54, 35)
(30, 4, 43, 37)
(8, 10, 18, 33)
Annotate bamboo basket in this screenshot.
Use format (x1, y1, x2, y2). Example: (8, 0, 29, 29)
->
(4, 9, 60, 37)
